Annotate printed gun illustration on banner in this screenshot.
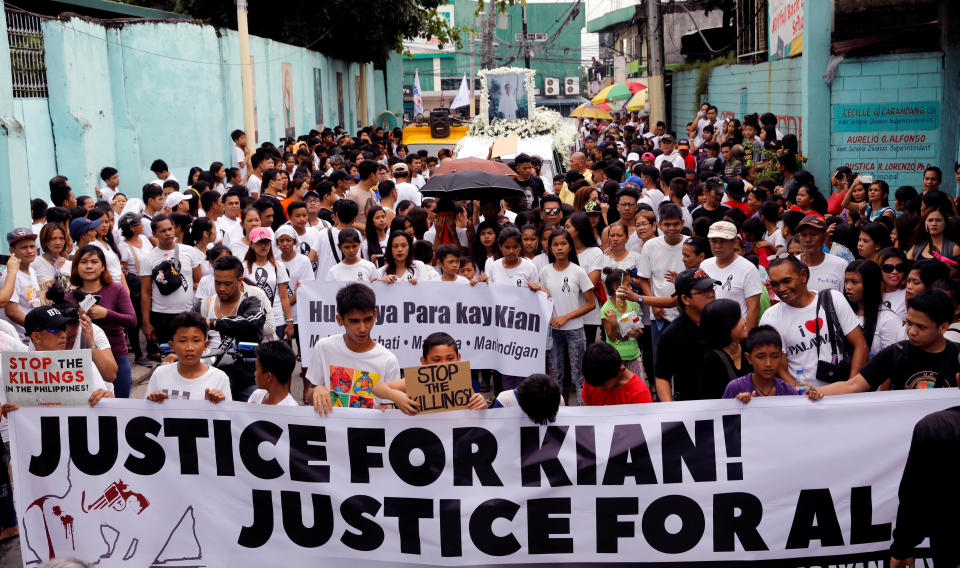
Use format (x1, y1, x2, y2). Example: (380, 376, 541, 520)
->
(81, 479, 150, 514)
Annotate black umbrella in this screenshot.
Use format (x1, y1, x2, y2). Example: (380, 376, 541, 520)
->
(419, 170, 525, 201)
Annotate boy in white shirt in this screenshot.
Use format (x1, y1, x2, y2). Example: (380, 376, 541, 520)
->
(2, 228, 42, 339)
(248, 340, 298, 406)
(145, 312, 231, 403)
(327, 228, 376, 282)
(306, 283, 400, 415)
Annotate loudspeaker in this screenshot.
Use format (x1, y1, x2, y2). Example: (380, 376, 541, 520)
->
(430, 109, 450, 138)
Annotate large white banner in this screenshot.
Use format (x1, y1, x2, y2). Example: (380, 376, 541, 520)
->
(297, 281, 553, 376)
(9, 392, 956, 566)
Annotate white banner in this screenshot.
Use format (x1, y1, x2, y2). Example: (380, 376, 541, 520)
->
(297, 281, 553, 376)
(9, 392, 956, 566)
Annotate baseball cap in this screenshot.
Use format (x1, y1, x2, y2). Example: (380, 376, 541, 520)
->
(275, 225, 298, 243)
(626, 152, 640, 162)
(661, 134, 676, 144)
(678, 139, 690, 150)
(615, 141, 625, 148)
(164, 191, 188, 209)
(674, 268, 720, 297)
(584, 201, 601, 215)
(641, 152, 655, 162)
(585, 135, 596, 141)
(303, 190, 320, 200)
(249, 227, 273, 243)
(24, 306, 73, 335)
(69, 218, 102, 241)
(391, 163, 410, 174)
(797, 214, 827, 231)
(7, 227, 37, 246)
(707, 221, 738, 240)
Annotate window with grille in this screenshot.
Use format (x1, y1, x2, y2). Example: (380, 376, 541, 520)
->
(736, 0, 767, 62)
(6, 8, 48, 98)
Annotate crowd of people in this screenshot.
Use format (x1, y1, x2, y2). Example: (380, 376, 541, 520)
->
(1, 105, 960, 565)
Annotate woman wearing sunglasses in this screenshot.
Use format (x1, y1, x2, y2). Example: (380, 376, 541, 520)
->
(878, 247, 909, 322)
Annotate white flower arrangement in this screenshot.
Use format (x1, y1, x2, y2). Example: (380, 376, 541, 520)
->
(468, 106, 578, 162)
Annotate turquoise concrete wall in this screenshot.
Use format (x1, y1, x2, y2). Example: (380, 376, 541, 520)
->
(0, 1, 32, 228)
(13, 99, 57, 200)
(670, 58, 804, 147)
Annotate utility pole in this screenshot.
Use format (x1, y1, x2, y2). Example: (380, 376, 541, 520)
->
(469, 35, 476, 116)
(521, 4, 530, 69)
(645, 0, 666, 128)
(236, 0, 256, 151)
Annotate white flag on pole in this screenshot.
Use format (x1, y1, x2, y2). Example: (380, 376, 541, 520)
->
(413, 69, 424, 116)
(450, 74, 471, 109)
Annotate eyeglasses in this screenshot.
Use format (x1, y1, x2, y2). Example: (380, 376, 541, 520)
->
(618, 202, 637, 208)
(44, 328, 66, 334)
(881, 263, 907, 273)
(543, 208, 560, 215)
(766, 252, 800, 261)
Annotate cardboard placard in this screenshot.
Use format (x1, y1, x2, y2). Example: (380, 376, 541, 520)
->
(3, 349, 94, 407)
(402, 361, 472, 414)
(490, 135, 519, 159)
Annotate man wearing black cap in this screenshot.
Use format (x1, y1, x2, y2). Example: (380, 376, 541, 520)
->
(654, 268, 717, 402)
(796, 214, 848, 291)
(1, 228, 42, 340)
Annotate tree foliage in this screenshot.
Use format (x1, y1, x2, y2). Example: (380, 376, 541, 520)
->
(128, 0, 512, 65)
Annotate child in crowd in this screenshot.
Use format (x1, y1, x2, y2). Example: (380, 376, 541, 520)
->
(327, 228, 376, 281)
(145, 312, 231, 403)
(458, 256, 477, 280)
(372, 332, 487, 415)
(722, 325, 798, 402)
(482, 227, 542, 291)
(600, 268, 646, 380)
(248, 340, 298, 406)
(306, 283, 399, 415)
(493, 373, 563, 426)
(275, 225, 314, 348)
(436, 244, 469, 283)
(581, 342, 652, 405)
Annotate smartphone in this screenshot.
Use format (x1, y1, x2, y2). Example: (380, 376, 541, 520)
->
(856, 174, 874, 184)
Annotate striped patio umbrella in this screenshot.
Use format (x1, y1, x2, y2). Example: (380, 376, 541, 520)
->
(591, 81, 647, 104)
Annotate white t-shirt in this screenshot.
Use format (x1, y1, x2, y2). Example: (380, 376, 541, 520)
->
(232, 146, 247, 178)
(575, 247, 603, 325)
(539, 263, 594, 330)
(412, 174, 426, 189)
(280, 253, 314, 324)
(145, 363, 233, 401)
(758, 289, 860, 388)
(139, 244, 198, 314)
(216, 216, 243, 248)
(71, 322, 111, 352)
(314, 227, 341, 281)
(638, 189, 666, 219)
(196, 274, 215, 299)
(603, 250, 642, 273)
(89, 240, 124, 285)
(699, 255, 762, 319)
(246, 174, 262, 197)
(882, 288, 907, 321)
(305, 334, 399, 409)
(376, 260, 438, 282)
(485, 257, 540, 288)
(654, 151, 684, 170)
(33, 256, 71, 284)
(764, 226, 786, 249)
(636, 236, 685, 322)
(0, 266, 42, 338)
(859, 308, 903, 354)
(118, 236, 152, 275)
(292, 226, 322, 266)
(532, 253, 550, 271)
(395, 182, 422, 206)
(328, 259, 377, 282)
(247, 389, 298, 406)
(244, 260, 289, 329)
(803, 253, 848, 292)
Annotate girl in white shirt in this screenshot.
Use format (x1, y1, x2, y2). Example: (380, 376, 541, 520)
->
(244, 227, 293, 340)
(845, 259, 903, 354)
(377, 230, 437, 284)
(539, 229, 596, 405)
(328, 228, 377, 282)
(483, 227, 542, 291)
(565, 212, 603, 342)
(362, 206, 389, 267)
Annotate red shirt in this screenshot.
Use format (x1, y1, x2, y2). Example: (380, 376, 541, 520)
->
(582, 373, 653, 406)
(722, 200, 751, 215)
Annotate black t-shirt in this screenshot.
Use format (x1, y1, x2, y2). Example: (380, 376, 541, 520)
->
(516, 176, 545, 210)
(654, 313, 707, 400)
(691, 205, 730, 225)
(860, 340, 960, 390)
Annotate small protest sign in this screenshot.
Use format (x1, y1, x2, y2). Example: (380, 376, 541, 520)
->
(402, 361, 472, 413)
(2, 349, 94, 406)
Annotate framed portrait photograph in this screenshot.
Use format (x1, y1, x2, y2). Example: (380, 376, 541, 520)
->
(480, 68, 535, 122)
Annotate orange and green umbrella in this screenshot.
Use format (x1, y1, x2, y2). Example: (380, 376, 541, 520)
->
(591, 81, 647, 104)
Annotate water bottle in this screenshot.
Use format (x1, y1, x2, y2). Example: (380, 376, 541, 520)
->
(795, 369, 808, 395)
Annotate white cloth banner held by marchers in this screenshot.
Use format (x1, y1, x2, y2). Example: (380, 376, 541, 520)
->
(9, 391, 955, 566)
(2, 349, 93, 407)
(297, 281, 553, 376)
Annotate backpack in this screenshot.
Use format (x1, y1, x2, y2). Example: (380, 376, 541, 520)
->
(151, 245, 185, 296)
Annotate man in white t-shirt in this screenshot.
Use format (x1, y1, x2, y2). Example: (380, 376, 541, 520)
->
(701, 221, 762, 329)
(760, 255, 868, 391)
(149, 158, 178, 188)
(392, 162, 422, 206)
(1, 228, 43, 339)
(218, 190, 245, 246)
(97, 166, 120, 203)
(636, 203, 686, 369)
(305, 283, 400, 413)
(653, 135, 685, 170)
(796, 215, 848, 291)
(140, 215, 203, 354)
